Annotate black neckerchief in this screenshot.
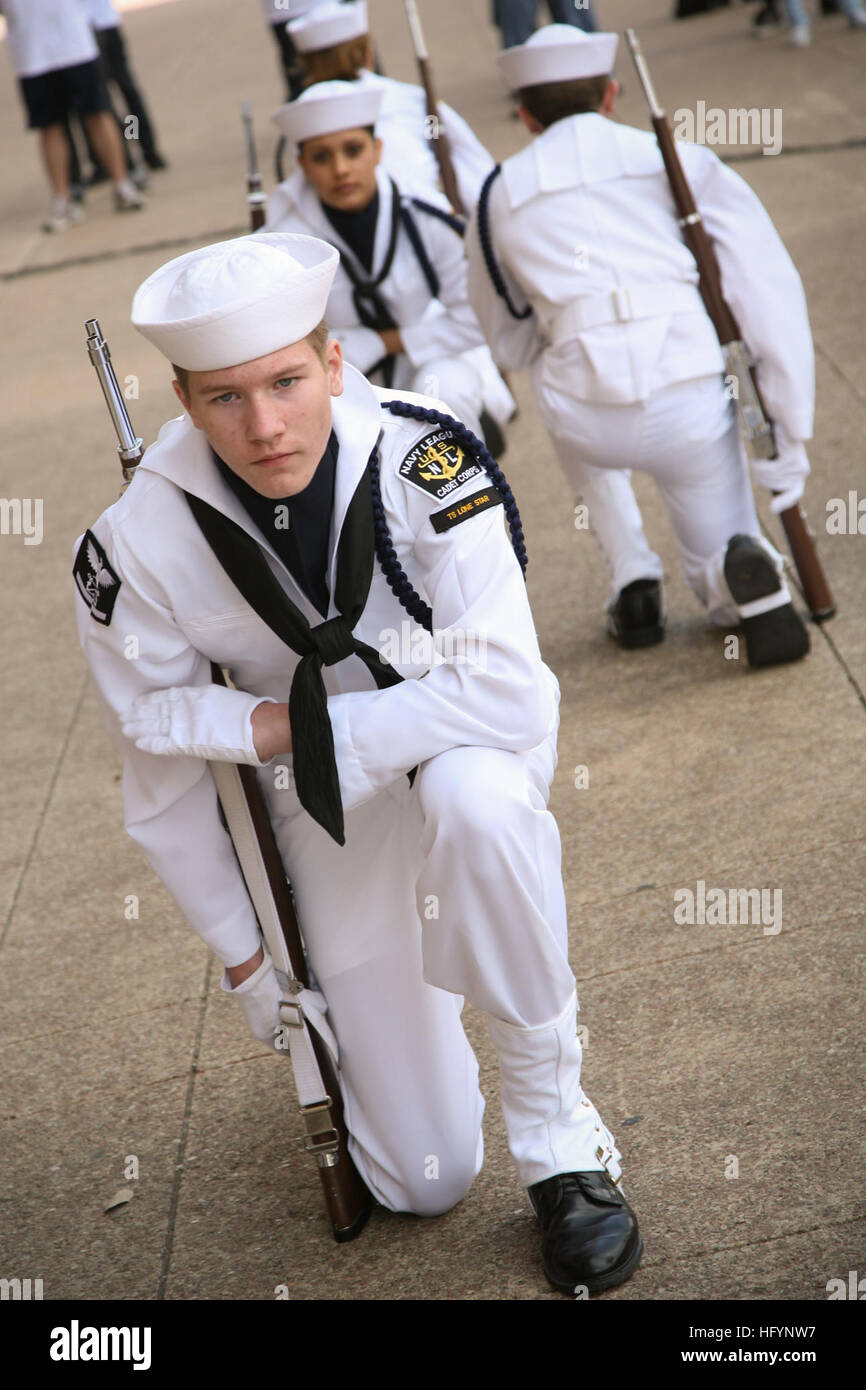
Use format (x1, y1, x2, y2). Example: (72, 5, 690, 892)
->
(322, 179, 402, 385)
(184, 454, 402, 847)
(322, 188, 379, 273)
(213, 432, 337, 618)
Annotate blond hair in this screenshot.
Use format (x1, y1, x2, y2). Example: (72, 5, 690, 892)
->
(172, 320, 330, 395)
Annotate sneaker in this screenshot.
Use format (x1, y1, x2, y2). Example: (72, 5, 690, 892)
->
(114, 179, 145, 212)
(41, 196, 85, 233)
(129, 165, 150, 191)
(847, 5, 866, 27)
(788, 22, 811, 44)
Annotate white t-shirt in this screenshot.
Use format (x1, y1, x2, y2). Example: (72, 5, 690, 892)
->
(0, 0, 98, 78)
(83, 0, 121, 32)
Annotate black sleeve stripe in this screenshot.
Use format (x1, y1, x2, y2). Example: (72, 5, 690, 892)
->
(429, 485, 504, 533)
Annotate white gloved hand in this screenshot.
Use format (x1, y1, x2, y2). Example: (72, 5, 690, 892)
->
(220, 948, 284, 1049)
(750, 425, 810, 515)
(121, 685, 276, 763)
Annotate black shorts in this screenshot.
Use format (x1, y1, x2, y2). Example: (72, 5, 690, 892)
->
(19, 57, 111, 130)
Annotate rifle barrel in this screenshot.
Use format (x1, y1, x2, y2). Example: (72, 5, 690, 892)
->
(404, 0, 428, 60)
(401, 0, 464, 215)
(85, 319, 143, 483)
(624, 29, 664, 120)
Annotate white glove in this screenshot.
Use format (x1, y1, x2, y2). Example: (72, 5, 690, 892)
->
(220, 949, 284, 1049)
(121, 685, 276, 763)
(750, 425, 810, 515)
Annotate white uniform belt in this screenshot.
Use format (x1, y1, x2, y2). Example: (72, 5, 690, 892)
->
(551, 283, 704, 341)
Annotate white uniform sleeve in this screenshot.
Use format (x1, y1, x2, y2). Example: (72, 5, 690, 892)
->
(399, 212, 487, 369)
(688, 147, 815, 442)
(466, 180, 547, 372)
(329, 324, 391, 376)
(74, 524, 262, 968)
(326, 461, 556, 810)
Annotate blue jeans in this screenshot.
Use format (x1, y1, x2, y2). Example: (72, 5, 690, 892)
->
(495, 0, 598, 50)
(783, 0, 862, 20)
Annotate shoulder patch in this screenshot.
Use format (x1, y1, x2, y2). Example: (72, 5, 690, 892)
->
(74, 529, 121, 626)
(430, 486, 503, 534)
(398, 427, 484, 502)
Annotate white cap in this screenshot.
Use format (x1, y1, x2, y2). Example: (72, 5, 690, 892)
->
(131, 233, 339, 371)
(497, 24, 618, 90)
(272, 80, 382, 145)
(288, 1, 368, 52)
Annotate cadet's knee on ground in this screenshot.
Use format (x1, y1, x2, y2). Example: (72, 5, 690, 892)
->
(382, 1136, 481, 1218)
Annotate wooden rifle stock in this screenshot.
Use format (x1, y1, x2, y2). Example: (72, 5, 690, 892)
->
(212, 664, 372, 1242)
(625, 30, 835, 622)
(402, 0, 464, 215)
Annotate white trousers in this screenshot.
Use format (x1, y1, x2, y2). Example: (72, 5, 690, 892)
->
(261, 719, 619, 1212)
(538, 373, 784, 624)
(397, 353, 485, 441)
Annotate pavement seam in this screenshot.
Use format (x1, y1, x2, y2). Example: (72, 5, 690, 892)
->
(0, 225, 247, 283)
(563, 830, 866, 913)
(810, 625, 866, 714)
(156, 954, 213, 1302)
(725, 136, 866, 165)
(636, 1210, 866, 1269)
(0, 672, 89, 954)
(576, 916, 864, 985)
(814, 338, 866, 411)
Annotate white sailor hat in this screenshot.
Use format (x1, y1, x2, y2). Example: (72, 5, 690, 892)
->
(131, 233, 339, 372)
(497, 23, 618, 90)
(288, 0, 368, 52)
(272, 79, 382, 146)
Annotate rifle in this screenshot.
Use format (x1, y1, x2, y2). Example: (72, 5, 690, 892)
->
(625, 29, 835, 623)
(242, 100, 268, 232)
(402, 0, 465, 215)
(84, 319, 372, 1243)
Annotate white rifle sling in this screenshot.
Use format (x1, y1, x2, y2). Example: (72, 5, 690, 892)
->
(208, 759, 339, 1139)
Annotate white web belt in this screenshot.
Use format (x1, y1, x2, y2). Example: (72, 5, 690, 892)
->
(550, 282, 704, 342)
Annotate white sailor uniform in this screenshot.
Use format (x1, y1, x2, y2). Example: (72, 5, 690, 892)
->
(74, 362, 621, 1211)
(467, 110, 815, 623)
(276, 64, 495, 214)
(266, 164, 490, 439)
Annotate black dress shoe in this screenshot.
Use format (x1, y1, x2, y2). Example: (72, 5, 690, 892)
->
(723, 534, 809, 669)
(607, 578, 665, 649)
(528, 1171, 643, 1295)
(144, 151, 169, 171)
(479, 408, 506, 460)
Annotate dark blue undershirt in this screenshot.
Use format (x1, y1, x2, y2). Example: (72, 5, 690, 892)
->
(213, 430, 338, 619)
(321, 188, 379, 273)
